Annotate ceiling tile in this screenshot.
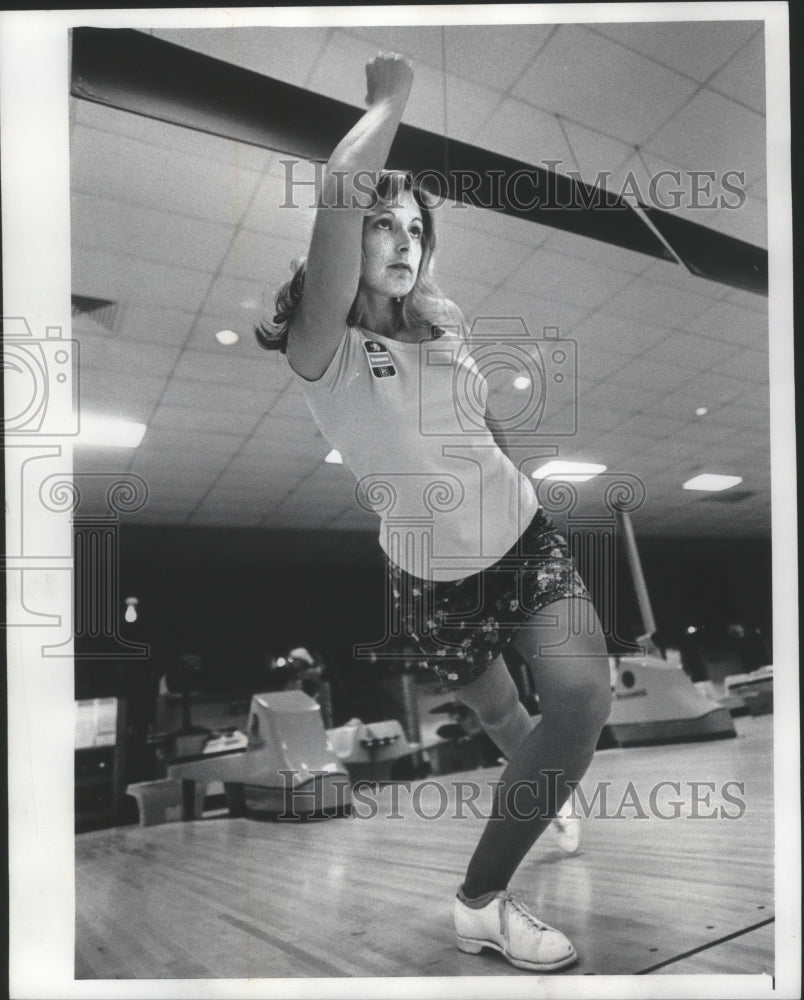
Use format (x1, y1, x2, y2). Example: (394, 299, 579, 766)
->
(740, 385, 769, 411)
(130, 448, 232, 473)
(643, 89, 766, 190)
(534, 225, 653, 274)
(642, 391, 720, 421)
(73, 96, 276, 172)
(586, 429, 661, 460)
(141, 428, 244, 456)
(439, 204, 545, 249)
(71, 125, 265, 224)
(133, 506, 191, 525)
(590, 21, 758, 83)
(660, 419, 739, 445)
(219, 228, 305, 284)
(171, 348, 283, 390)
(306, 30, 393, 106)
(152, 26, 332, 88)
(185, 314, 283, 364)
(72, 247, 213, 314)
(679, 371, 752, 407)
(574, 403, 627, 433)
(252, 408, 321, 442)
(159, 377, 266, 414)
(512, 25, 699, 145)
(747, 176, 767, 201)
(436, 276, 497, 316)
(686, 299, 767, 345)
(707, 30, 765, 113)
(446, 24, 556, 92)
(115, 305, 197, 347)
(71, 193, 236, 274)
(506, 250, 635, 310)
(722, 287, 768, 313)
(471, 97, 572, 167)
(327, 507, 377, 531)
(149, 404, 261, 437)
(581, 380, 660, 414)
(405, 59, 501, 143)
(569, 311, 675, 354)
(613, 413, 689, 440)
(188, 507, 268, 528)
(643, 331, 740, 370)
(574, 346, 634, 383)
(239, 170, 317, 243)
(598, 276, 714, 328)
(79, 371, 168, 418)
(127, 465, 219, 490)
(72, 448, 134, 474)
(472, 287, 588, 335)
(341, 25, 445, 70)
(436, 222, 537, 286)
(73, 330, 182, 379)
(705, 400, 763, 430)
(557, 119, 635, 187)
(637, 258, 729, 299)
(716, 347, 768, 383)
(201, 272, 274, 325)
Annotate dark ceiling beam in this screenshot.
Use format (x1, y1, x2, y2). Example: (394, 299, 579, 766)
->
(70, 27, 768, 294)
(70, 27, 671, 262)
(640, 206, 767, 295)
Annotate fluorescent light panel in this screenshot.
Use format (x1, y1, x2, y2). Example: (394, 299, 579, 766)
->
(76, 414, 146, 448)
(682, 474, 743, 491)
(531, 460, 607, 483)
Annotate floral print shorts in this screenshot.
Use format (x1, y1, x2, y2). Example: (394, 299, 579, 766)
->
(386, 508, 591, 691)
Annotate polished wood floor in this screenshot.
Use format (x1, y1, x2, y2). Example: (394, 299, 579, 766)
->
(76, 714, 774, 980)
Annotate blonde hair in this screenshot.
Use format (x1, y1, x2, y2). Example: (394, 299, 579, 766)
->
(255, 170, 450, 352)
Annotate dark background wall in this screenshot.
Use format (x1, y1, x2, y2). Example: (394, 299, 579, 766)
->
(82, 523, 772, 683)
(73, 523, 773, 790)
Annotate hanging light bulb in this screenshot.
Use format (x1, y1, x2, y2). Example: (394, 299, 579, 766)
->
(124, 597, 139, 623)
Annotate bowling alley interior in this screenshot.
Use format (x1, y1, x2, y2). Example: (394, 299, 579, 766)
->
(31, 13, 793, 988)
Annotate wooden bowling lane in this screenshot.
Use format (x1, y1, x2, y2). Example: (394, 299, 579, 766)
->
(75, 714, 773, 979)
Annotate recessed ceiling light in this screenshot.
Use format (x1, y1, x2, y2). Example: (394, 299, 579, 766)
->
(325, 449, 343, 464)
(531, 460, 607, 483)
(695, 406, 709, 417)
(75, 414, 146, 448)
(682, 474, 743, 491)
(513, 375, 531, 390)
(215, 329, 239, 346)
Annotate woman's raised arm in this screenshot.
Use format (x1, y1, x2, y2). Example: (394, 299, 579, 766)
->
(287, 53, 413, 380)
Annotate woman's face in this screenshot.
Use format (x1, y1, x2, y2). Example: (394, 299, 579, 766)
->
(360, 188, 424, 300)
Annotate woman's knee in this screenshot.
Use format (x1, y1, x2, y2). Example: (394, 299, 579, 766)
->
(456, 657, 520, 728)
(530, 630, 612, 729)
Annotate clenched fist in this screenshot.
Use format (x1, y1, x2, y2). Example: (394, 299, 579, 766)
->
(365, 52, 414, 107)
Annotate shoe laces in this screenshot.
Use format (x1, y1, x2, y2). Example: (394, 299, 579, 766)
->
(498, 891, 549, 939)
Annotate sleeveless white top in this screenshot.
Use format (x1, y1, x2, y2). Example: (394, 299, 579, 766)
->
(293, 325, 539, 582)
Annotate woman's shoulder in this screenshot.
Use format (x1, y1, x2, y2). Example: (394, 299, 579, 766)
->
(431, 296, 467, 339)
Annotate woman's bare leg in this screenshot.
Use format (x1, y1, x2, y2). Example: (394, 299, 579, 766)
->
(455, 655, 535, 761)
(461, 598, 610, 898)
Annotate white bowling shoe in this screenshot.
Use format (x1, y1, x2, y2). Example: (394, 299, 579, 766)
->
(454, 888, 577, 972)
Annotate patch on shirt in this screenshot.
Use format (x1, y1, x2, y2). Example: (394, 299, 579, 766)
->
(363, 340, 397, 378)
